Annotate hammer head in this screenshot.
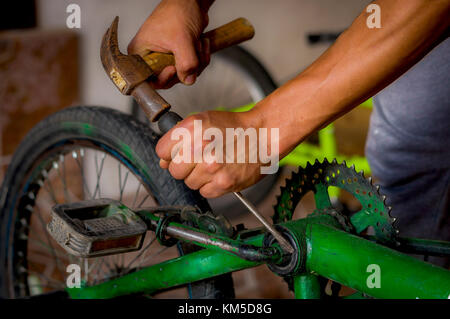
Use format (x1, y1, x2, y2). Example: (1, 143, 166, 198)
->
(101, 17, 153, 95)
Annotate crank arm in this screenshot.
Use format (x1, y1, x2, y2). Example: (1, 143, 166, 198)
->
(136, 208, 283, 263)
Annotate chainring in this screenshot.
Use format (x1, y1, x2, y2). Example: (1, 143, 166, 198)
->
(273, 158, 399, 245)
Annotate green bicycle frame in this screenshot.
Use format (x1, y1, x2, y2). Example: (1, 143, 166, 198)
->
(67, 209, 450, 299)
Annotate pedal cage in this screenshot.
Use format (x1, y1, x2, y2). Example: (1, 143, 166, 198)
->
(47, 199, 147, 258)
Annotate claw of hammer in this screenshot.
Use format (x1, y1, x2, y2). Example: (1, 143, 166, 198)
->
(101, 16, 171, 122)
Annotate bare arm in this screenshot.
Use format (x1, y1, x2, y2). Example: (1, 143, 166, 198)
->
(251, 0, 450, 159)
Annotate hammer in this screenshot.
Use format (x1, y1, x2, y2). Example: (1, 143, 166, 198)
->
(100, 17, 294, 254)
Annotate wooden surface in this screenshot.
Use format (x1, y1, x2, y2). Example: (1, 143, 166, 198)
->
(0, 29, 79, 181)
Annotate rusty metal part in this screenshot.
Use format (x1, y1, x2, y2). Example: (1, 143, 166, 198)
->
(136, 209, 280, 262)
(101, 17, 169, 123)
(101, 17, 153, 95)
(131, 83, 171, 122)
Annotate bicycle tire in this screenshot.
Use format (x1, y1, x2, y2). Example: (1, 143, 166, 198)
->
(0, 106, 234, 299)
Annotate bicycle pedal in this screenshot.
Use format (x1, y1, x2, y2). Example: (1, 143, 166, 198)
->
(47, 199, 147, 258)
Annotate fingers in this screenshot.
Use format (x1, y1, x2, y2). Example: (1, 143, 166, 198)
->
(167, 158, 196, 180)
(152, 65, 178, 89)
(173, 36, 200, 85)
(127, 36, 146, 57)
(129, 35, 210, 89)
(183, 164, 211, 190)
(155, 124, 182, 162)
(159, 159, 170, 169)
(199, 182, 226, 198)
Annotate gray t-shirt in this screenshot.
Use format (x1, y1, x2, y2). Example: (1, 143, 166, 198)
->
(365, 38, 449, 261)
(366, 38, 450, 183)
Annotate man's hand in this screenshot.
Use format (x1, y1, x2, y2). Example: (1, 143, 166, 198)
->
(155, 110, 270, 198)
(128, 0, 213, 89)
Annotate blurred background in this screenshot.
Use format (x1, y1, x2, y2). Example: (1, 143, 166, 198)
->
(0, 0, 372, 298)
(1, 0, 371, 177)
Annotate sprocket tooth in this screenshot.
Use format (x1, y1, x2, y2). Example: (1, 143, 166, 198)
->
(279, 173, 291, 188)
(273, 157, 396, 243)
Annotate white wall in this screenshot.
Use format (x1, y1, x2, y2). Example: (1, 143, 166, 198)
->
(37, 0, 370, 112)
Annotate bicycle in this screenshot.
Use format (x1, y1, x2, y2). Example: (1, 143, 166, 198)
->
(0, 17, 449, 299)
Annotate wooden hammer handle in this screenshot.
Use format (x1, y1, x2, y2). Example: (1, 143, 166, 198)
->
(142, 18, 254, 76)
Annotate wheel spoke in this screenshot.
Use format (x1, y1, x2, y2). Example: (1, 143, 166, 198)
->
(26, 266, 66, 289)
(125, 236, 157, 270)
(137, 246, 170, 269)
(132, 183, 142, 208)
(32, 205, 66, 278)
(118, 163, 130, 202)
(42, 169, 58, 205)
(137, 193, 151, 208)
(55, 155, 70, 202)
(92, 152, 107, 199)
(73, 149, 92, 199)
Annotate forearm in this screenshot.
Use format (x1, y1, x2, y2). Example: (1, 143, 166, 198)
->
(249, 0, 450, 158)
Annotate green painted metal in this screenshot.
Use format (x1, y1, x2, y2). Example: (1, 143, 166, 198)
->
(306, 223, 450, 299)
(67, 234, 265, 299)
(293, 274, 322, 299)
(394, 236, 450, 257)
(343, 291, 368, 299)
(66, 204, 450, 299)
(272, 160, 395, 243)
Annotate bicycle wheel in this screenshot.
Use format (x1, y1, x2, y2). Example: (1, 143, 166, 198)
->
(0, 106, 234, 298)
(132, 46, 279, 216)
